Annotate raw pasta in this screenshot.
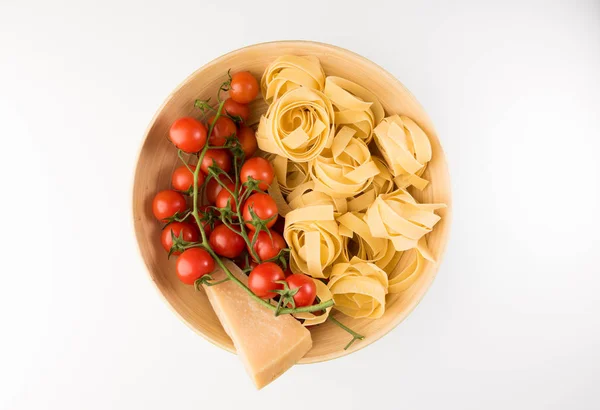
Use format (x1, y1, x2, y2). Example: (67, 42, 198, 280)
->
(257, 55, 446, 320)
(256, 87, 334, 162)
(336, 211, 400, 272)
(261, 55, 326, 103)
(310, 126, 379, 198)
(269, 154, 310, 194)
(373, 115, 432, 190)
(364, 188, 446, 256)
(327, 257, 389, 319)
(324, 76, 384, 143)
(284, 205, 343, 279)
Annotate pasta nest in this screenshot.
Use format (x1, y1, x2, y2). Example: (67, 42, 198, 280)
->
(261, 55, 326, 103)
(257, 87, 335, 162)
(328, 257, 389, 319)
(373, 115, 432, 190)
(323, 76, 385, 144)
(310, 126, 379, 199)
(371, 156, 395, 196)
(268, 154, 310, 195)
(284, 205, 343, 279)
(364, 188, 446, 254)
(336, 212, 401, 272)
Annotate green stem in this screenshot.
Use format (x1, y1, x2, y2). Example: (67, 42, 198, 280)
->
(186, 99, 333, 316)
(328, 316, 365, 350)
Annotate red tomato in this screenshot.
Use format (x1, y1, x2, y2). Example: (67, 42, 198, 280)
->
(176, 248, 215, 285)
(236, 125, 258, 158)
(215, 182, 239, 212)
(161, 222, 199, 255)
(171, 165, 204, 192)
(248, 230, 286, 261)
(152, 190, 187, 222)
(229, 71, 259, 104)
(248, 262, 285, 299)
(240, 157, 274, 190)
(223, 98, 250, 122)
(200, 149, 231, 174)
(242, 193, 278, 230)
(285, 274, 317, 307)
(193, 205, 219, 236)
(205, 174, 233, 204)
(208, 115, 237, 147)
(209, 224, 245, 258)
(169, 117, 207, 153)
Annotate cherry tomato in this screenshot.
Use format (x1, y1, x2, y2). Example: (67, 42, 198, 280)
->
(191, 205, 219, 236)
(223, 98, 250, 122)
(171, 165, 204, 193)
(200, 149, 231, 174)
(176, 248, 215, 285)
(248, 230, 286, 261)
(285, 274, 317, 307)
(152, 190, 187, 222)
(209, 224, 245, 258)
(229, 71, 259, 104)
(169, 117, 207, 153)
(208, 115, 237, 147)
(236, 125, 258, 158)
(205, 174, 233, 204)
(242, 193, 278, 230)
(160, 222, 199, 255)
(240, 157, 274, 190)
(248, 262, 285, 299)
(215, 182, 240, 212)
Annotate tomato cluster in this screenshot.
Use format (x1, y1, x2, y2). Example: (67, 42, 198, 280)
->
(150, 71, 317, 309)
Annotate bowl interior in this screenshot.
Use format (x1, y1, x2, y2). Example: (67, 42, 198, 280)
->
(133, 41, 451, 363)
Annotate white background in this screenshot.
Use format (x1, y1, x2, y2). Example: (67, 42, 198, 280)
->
(1, 0, 599, 409)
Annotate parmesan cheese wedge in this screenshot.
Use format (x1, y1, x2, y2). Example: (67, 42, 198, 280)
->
(203, 260, 312, 389)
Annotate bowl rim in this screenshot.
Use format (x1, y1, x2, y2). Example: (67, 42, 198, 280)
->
(132, 40, 452, 364)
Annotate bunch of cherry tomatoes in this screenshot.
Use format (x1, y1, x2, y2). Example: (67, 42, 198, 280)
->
(151, 71, 317, 309)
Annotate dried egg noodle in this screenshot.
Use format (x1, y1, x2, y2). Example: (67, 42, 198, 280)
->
(293, 279, 333, 326)
(337, 212, 400, 272)
(270, 154, 310, 194)
(310, 126, 379, 198)
(256, 87, 334, 162)
(284, 205, 343, 279)
(258, 57, 447, 320)
(261, 55, 326, 103)
(371, 157, 395, 195)
(388, 248, 426, 293)
(364, 188, 445, 256)
(373, 115, 432, 190)
(328, 258, 389, 319)
(324, 76, 384, 144)
(286, 181, 348, 215)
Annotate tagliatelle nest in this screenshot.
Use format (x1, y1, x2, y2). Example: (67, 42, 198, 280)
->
(257, 87, 335, 162)
(328, 258, 389, 319)
(373, 115, 432, 190)
(261, 55, 326, 103)
(337, 211, 401, 272)
(309, 126, 379, 199)
(364, 188, 445, 257)
(284, 205, 343, 279)
(324, 76, 385, 144)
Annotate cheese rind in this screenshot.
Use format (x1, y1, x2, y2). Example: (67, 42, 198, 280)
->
(203, 260, 312, 389)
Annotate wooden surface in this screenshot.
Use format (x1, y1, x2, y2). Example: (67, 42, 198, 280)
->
(132, 41, 452, 364)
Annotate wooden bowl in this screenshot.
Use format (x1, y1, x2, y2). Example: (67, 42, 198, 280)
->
(133, 41, 451, 363)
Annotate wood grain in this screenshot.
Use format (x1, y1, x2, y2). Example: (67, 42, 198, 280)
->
(132, 41, 452, 364)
